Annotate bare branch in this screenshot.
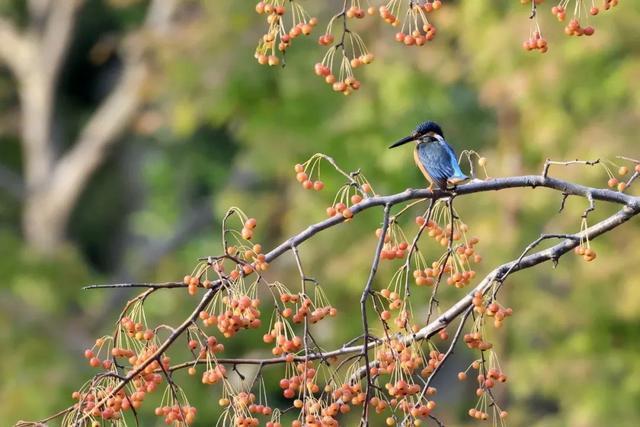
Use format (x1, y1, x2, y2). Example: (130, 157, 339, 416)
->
(0, 17, 32, 75)
(39, 0, 80, 79)
(542, 158, 600, 178)
(359, 203, 391, 425)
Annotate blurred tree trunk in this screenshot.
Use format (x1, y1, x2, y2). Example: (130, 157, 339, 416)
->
(0, 0, 177, 253)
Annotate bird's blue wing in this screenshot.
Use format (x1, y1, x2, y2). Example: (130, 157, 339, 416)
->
(416, 141, 454, 189)
(441, 141, 467, 180)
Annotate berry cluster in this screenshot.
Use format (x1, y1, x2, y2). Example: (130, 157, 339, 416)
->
(381, 0, 442, 47)
(472, 291, 513, 328)
(120, 316, 155, 342)
(279, 293, 337, 324)
(314, 45, 372, 94)
(379, 223, 409, 261)
(83, 337, 114, 370)
(294, 163, 324, 191)
(485, 301, 513, 328)
(278, 361, 319, 399)
(413, 205, 481, 289)
(606, 164, 639, 192)
(457, 358, 510, 422)
(326, 183, 371, 219)
(201, 364, 227, 385)
(575, 217, 597, 261)
(314, 8, 374, 94)
(71, 347, 166, 423)
(154, 404, 197, 425)
(218, 391, 275, 426)
(550, 0, 620, 37)
(563, 18, 595, 36)
(71, 386, 132, 421)
(254, 1, 317, 66)
(263, 319, 303, 356)
(241, 217, 258, 240)
(523, 31, 549, 53)
(370, 343, 440, 424)
(463, 331, 493, 351)
(379, 288, 403, 312)
(213, 295, 262, 338)
(574, 244, 597, 261)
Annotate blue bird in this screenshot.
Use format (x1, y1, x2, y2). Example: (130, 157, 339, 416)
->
(389, 121, 468, 190)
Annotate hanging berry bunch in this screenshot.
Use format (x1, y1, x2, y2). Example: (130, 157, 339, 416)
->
(600, 157, 640, 193)
(523, 13, 549, 52)
(314, 4, 374, 94)
(424, 201, 481, 288)
(294, 153, 375, 218)
(382, 0, 441, 47)
(153, 387, 198, 425)
(574, 217, 597, 261)
(254, 1, 318, 66)
(246, 0, 624, 92)
(379, 219, 410, 261)
(551, 0, 620, 37)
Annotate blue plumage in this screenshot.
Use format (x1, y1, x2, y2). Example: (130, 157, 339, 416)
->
(389, 120, 468, 189)
(415, 138, 467, 189)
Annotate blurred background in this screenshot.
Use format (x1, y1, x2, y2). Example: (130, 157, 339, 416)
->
(1, 0, 640, 426)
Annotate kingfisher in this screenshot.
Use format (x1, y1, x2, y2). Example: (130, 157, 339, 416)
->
(389, 121, 468, 190)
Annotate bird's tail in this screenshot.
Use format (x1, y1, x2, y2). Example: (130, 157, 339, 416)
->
(447, 174, 469, 185)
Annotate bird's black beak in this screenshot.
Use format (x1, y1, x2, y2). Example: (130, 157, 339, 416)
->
(388, 134, 416, 149)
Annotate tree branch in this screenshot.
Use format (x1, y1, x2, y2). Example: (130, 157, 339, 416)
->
(28, 173, 640, 426)
(0, 17, 32, 75)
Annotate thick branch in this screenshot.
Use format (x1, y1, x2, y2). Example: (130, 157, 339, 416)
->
(202, 175, 639, 264)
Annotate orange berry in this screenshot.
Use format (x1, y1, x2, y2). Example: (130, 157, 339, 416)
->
(241, 228, 253, 240)
(342, 208, 353, 219)
(267, 55, 280, 66)
(458, 372, 467, 381)
(313, 180, 325, 191)
(296, 172, 308, 183)
(618, 166, 629, 176)
(302, 180, 314, 190)
(608, 177, 618, 188)
(294, 164, 304, 173)
(618, 182, 627, 192)
(351, 194, 363, 204)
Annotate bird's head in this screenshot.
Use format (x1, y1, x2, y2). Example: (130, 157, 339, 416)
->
(388, 121, 444, 149)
